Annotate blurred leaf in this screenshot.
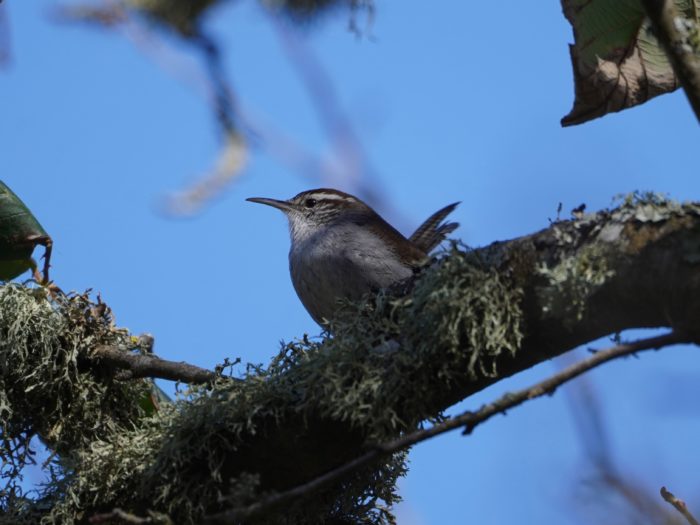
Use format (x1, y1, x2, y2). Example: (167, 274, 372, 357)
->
(163, 131, 248, 216)
(0, 181, 52, 281)
(271, 0, 339, 18)
(0, 2, 11, 66)
(263, 0, 374, 28)
(560, 0, 699, 126)
(126, 0, 225, 36)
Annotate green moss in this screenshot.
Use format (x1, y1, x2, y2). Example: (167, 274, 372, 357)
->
(0, 285, 152, 524)
(1, 243, 525, 524)
(536, 193, 700, 326)
(537, 243, 616, 324)
(246, 244, 526, 443)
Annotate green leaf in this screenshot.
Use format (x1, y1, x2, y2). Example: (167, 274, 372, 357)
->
(560, 0, 700, 126)
(0, 181, 52, 281)
(138, 381, 172, 416)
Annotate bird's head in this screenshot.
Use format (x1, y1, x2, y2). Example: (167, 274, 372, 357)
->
(247, 188, 372, 242)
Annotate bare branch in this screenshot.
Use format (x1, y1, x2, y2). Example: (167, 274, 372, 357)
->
(560, 357, 670, 523)
(641, 0, 700, 123)
(661, 486, 700, 525)
(160, 30, 250, 217)
(50, 3, 127, 27)
(205, 331, 692, 524)
(90, 344, 220, 384)
(89, 508, 149, 524)
(89, 507, 173, 524)
(0, 1, 12, 66)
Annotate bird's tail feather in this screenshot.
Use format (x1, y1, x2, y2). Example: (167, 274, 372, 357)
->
(409, 202, 460, 253)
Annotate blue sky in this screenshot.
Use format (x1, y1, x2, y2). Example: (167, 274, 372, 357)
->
(2, 1, 699, 524)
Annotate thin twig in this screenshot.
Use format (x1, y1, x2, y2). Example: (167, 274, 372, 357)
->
(559, 355, 669, 523)
(641, 0, 700, 123)
(90, 344, 221, 384)
(204, 331, 691, 524)
(661, 486, 700, 525)
(114, 16, 335, 189)
(0, 1, 11, 66)
(89, 507, 172, 524)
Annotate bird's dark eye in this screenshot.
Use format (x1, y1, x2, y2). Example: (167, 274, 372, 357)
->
(304, 198, 317, 208)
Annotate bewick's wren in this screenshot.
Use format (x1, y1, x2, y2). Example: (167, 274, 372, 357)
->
(247, 188, 459, 326)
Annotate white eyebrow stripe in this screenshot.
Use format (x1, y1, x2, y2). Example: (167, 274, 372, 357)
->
(314, 192, 349, 201)
(292, 189, 360, 206)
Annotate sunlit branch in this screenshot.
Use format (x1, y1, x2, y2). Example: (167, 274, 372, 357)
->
(90, 344, 221, 384)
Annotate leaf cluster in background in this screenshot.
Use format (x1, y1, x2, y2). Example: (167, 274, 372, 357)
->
(561, 0, 699, 125)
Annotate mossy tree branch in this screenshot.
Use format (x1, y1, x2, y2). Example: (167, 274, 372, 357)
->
(429, 196, 700, 412)
(3, 195, 700, 524)
(197, 196, 700, 522)
(205, 330, 693, 524)
(90, 344, 218, 384)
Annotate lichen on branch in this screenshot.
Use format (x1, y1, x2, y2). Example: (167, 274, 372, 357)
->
(0, 285, 152, 523)
(2, 193, 700, 524)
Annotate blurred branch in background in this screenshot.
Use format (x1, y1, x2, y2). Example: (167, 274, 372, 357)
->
(267, 10, 384, 208)
(560, 341, 697, 525)
(0, 0, 11, 66)
(265, 0, 375, 33)
(160, 131, 248, 216)
(51, 0, 381, 216)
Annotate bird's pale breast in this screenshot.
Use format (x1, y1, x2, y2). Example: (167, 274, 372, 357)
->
(289, 222, 414, 324)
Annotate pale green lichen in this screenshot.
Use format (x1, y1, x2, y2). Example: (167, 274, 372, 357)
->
(612, 191, 686, 222)
(303, 243, 524, 437)
(537, 244, 615, 324)
(0, 242, 524, 525)
(610, 191, 700, 223)
(537, 192, 700, 325)
(0, 284, 153, 524)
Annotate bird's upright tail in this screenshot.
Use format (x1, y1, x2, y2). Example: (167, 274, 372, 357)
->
(409, 202, 460, 253)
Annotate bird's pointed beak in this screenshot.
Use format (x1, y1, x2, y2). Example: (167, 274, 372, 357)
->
(246, 197, 296, 213)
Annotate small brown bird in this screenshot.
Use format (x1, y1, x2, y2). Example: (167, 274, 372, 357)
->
(248, 188, 459, 325)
